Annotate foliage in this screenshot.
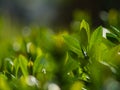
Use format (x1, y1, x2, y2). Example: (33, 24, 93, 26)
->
(0, 19, 120, 90)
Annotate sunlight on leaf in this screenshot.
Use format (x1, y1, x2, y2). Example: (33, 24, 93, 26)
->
(19, 55, 28, 76)
(70, 81, 84, 90)
(89, 26, 103, 51)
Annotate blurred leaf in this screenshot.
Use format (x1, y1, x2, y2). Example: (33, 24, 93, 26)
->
(36, 47, 43, 57)
(102, 38, 116, 48)
(81, 73, 90, 82)
(103, 45, 120, 65)
(0, 74, 11, 90)
(4, 58, 14, 73)
(26, 42, 36, 55)
(14, 58, 20, 77)
(110, 26, 120, 36)
(73, 10, 91, 23)
(108, 9, 119, 26)
(33, 55, 45, 75)
(106, 33, 120, 44)
(70, 81, 84, 90)
(18, 55, 28, 76)
(63, 35, 83, 57)
(64, 52, 79, 73)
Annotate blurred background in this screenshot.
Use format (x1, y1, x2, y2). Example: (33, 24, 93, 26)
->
(0, 0, 120, 29)
(1, 1, 120, 90)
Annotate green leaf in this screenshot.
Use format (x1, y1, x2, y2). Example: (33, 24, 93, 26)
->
(102, 38, 116, 48)
(106, 33, 120, 44)
(4, 58, 13, 73)
(79, 28, 88, 49)
(103, 45, 120, 65)
(80, 20, 90, 42)
(110, 26, 120, 37)
(33, 55, 45, 74)
(88, 26, 108, 62)
(33, 54, 56, 76)
(18, 55, 28, 76)
(91, 43, 108, 61)
(63, 35, 83, 57)
(14, 58, 20, 77)
(89, 26, 103, 51)
(64, 52, 79, 73)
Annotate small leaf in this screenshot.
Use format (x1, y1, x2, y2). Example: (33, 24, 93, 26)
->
(110, 26, 120, 37)
(89, 26, 103, 51)
(64, 53, 79, 73)
(14, 58, 20, 77)
(79, 28, 88, 49)
(63, 35, 83, 57)
(19, 55, 28, 76)
(70, 81, 84, 90)
(80, 20, 90, 42)
(33, 55, 45, 74)
(4, 58, 14, 73)
(106, 33, 120, 44)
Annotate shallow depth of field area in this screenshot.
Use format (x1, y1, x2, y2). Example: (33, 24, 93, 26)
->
(1, 0, 120, 90)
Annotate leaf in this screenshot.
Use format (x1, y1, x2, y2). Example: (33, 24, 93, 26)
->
(102, 38, 116, 48)
(89, 26, 103, 51)
(93, 43, 108, 61)
(33, 55, 45, 74)
(33, 54, 56, 75)
(88, 27, 108, 61)
(4, 58, 14, 73)
(18, 55, 28, 76)
(80, 20, 90, 42)
(110, 26, 120, 37)
(70, 81, 84, 90)
(106, 33, 120, 44)
(14, 58, 20, 77)
(63, 35, 83, 57)
(64, 52, 79, 73)
(79, 28, 88, 49)
(103, 45, 120, 65)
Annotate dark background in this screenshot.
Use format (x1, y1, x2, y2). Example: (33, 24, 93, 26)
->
(0, 0, 120, 28)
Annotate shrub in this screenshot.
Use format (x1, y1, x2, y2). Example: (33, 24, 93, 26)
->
(0, 20, 120, 90)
